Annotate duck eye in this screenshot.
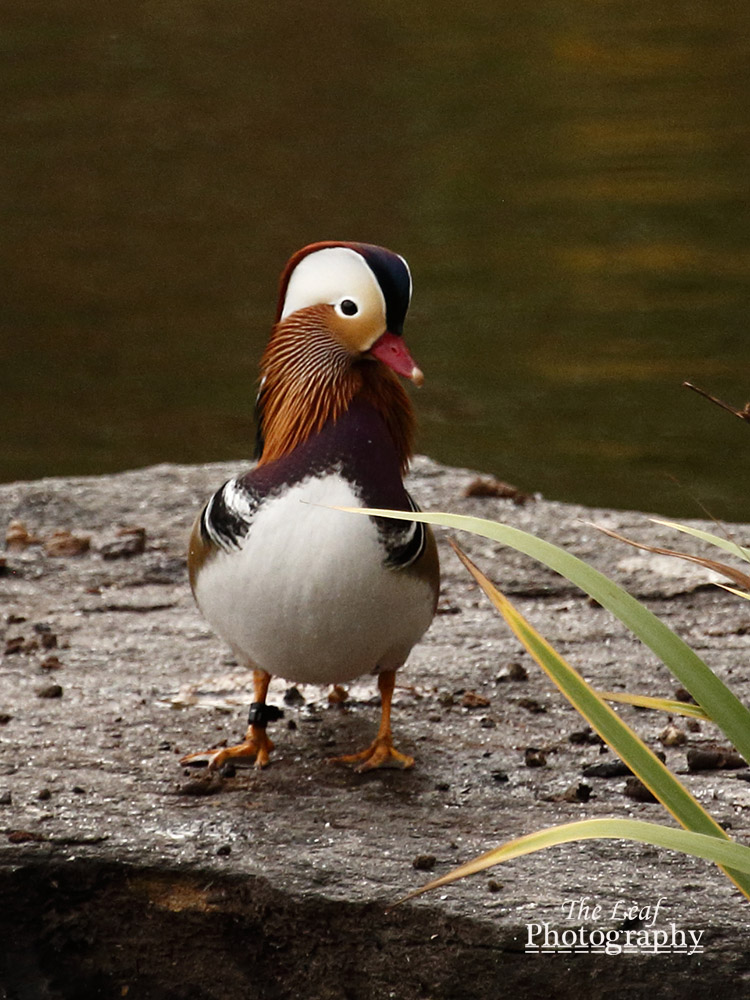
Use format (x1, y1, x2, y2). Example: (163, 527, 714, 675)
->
(339, 299, 359, 316)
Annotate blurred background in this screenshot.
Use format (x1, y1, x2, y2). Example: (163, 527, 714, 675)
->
(2, 1, 749, 519)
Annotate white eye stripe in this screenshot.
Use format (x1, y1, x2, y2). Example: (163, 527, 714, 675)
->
(280, 247, 386, 325)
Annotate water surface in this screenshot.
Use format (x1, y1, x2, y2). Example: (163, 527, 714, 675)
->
(2, 2, 749, 519)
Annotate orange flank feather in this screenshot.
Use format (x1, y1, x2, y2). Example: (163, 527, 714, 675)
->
(256, 307, 415, 475)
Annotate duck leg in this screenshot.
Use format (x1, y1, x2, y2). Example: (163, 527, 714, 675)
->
(329, 670, 414, 772)
(180, 669, 282, 771)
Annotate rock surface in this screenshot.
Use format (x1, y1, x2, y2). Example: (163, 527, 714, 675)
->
(0, 458, 749, 999)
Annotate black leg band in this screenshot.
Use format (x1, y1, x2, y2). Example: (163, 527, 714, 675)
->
(248, 702, 285, 729)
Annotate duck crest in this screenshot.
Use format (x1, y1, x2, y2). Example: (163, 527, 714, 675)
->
(255, 307, 415, 475)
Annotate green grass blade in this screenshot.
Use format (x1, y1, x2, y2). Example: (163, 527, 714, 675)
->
(597, 691, 710, 720)
(338, 507, 750, 764)
(591, 522, 750, 590)
(450, 543, 750, 898)
(651, 518, 750, 563)
(400, 818, 750, 902)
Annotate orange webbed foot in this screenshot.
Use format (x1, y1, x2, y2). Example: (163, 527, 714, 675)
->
(180, 728, 274, 772)
(180, 668, 278, 772)
(328, 669, 414, 772)
(329, 735, 414, 773)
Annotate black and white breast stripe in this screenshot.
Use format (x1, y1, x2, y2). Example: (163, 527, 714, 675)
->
(200, 479, 263, 551)
(202, 471, 424, 570)
(377, 491, 426, 571)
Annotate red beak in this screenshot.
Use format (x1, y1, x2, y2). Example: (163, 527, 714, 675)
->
(369, 331, 424, 386)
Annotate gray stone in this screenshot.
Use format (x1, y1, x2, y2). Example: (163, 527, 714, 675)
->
(1, 458, 748, 999)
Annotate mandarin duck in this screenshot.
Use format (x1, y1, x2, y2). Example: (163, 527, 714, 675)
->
(182, 241, 439, 772)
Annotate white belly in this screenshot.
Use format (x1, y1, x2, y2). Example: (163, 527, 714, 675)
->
(194, 473, 434, 684)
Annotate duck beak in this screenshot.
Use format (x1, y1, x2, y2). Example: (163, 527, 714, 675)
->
(369, 331, 424, 386)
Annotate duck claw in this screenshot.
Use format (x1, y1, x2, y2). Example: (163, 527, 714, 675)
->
(179, 731, 274, 772)
(328, 736, 414, 772)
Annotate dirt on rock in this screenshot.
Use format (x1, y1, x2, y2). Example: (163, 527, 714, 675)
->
(0, 457, 749, 999)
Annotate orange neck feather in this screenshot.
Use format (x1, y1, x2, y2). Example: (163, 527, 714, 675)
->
(256, 310, 415, 476)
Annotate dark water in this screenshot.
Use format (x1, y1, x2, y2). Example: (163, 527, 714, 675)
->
(2, 2, 749, 519)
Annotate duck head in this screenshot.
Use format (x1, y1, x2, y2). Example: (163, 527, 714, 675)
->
(276, 241, 423, 385)
(255, 241, 423, 470)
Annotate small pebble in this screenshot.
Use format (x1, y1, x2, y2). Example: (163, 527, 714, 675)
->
(659, 722, 686, 747)
(37, 788, 51, 801)
(687, 748, 747, 772)
(0, 791, 12, 806)
(44, 530, 91, 557)
(490, 769, 509, 783)
(412, 854, 437, 871)
(583, 749, 664, 779)
(99, 527, 146, 560)
(487, 879, 502, 893)
(72, 786, 86, 794)
(40, 655, 63, 670)
(479, 717, 496, 729)
(518, 697, 546, 714)
(583, 760, 631, 779)
(36, 684, 63, 699)
(524, 747, 547, 768)
(7, 830, 46, 843)
(283, 685, 305, 705)
(674, 687, 697, 704)
(461, 691, 490, 709)
(327, 685, 348, 705)
(569, 727, 604, 746)
(495, 661, 529, 684)
(216, 844, 232, 857)
(624, 778, 658, 803)
(463, 476, 531, 504)
(5, 520, 38, 552)
(562, 782, 592, 803)
(32, 622, 56, 645)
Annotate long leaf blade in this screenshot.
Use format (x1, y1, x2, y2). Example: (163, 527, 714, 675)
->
(337, 507, 750, 764)
(651, 518, 750, 564)
(450, 543, 750, 897)
(591, 522, 750, 590)
(597, 690, 709, 720)
(401, 819, 750, 902)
